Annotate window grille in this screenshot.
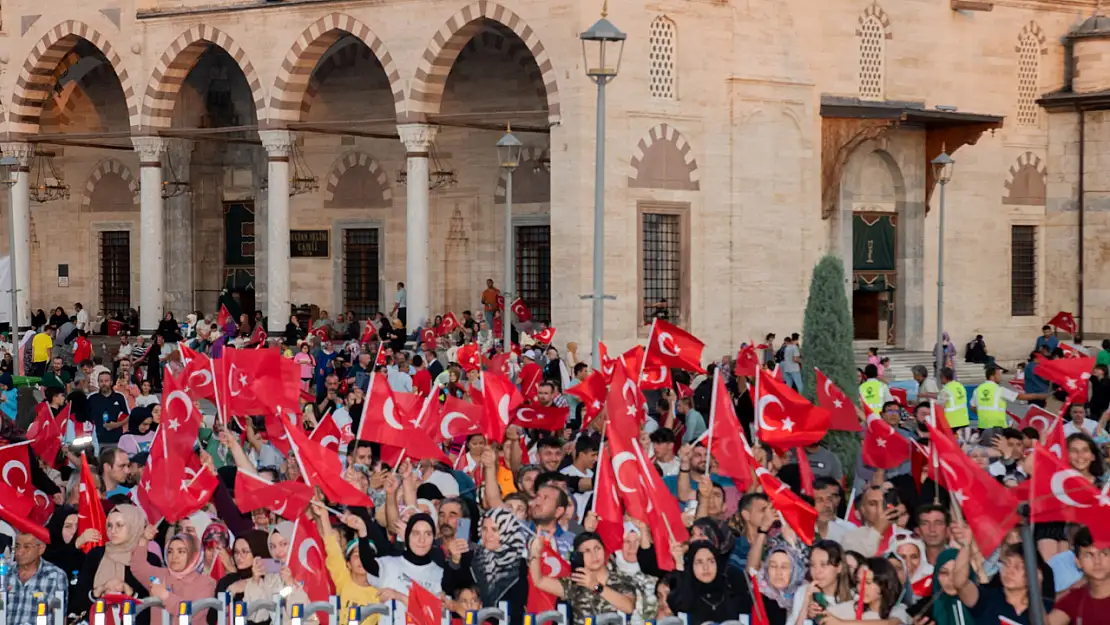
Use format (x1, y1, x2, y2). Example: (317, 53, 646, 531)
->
(343, 228, 380, 318)
(649, 17, 676, 100)
(641, 212, 683, 324)
(1017, 35, 1040, 126)
(515, 225, 551, 324)
(1011, 225, 1037, 316)
(859, 16, 885, 100)
(99, 231, 131, 318)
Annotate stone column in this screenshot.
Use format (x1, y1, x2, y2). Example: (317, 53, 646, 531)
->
(259, 130, 294, 334)
(0, 143, 33, 329)
(397, 123, 439, 329)
(163, 139, 195, 316)
(132, 136, 166, 333)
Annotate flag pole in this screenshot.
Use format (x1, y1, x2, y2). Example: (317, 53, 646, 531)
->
(591, 421, 608, 505)
(209, 354, 224, 426)
(929, 401, 940, 505)
(639, 318, 657, 385)
(753, 360, 762, 445)
(706, 369, 719, 469)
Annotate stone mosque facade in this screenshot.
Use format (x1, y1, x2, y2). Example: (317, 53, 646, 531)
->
(0, 0, 1108, 361)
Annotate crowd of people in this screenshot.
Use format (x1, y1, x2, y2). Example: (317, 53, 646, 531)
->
(0, 294, 1106, 625)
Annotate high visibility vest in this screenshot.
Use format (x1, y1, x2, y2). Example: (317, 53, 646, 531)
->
(975, 381, 1007, 428)
(943, 381, 970, 428)
(860, 379, 886, 414)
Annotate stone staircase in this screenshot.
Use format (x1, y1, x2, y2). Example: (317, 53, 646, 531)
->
(853, 345, 988, 384)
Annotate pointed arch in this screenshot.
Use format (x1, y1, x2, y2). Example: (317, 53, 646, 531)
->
(270, 13, 404, 123)
(10, 20, 140, 134)
(141, 25, 267, 130)
(323, 151, 392, 208)
(628, 123, 699, 191)
(1003, 151, 1046, 206)
(82, 158, 139, 210)
(405, 1, 560, 124)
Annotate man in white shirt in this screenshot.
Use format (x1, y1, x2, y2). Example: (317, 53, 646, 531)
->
(1062, 402, 1105, 437)
(559, 436, 598, 521)
(814, 478, 855, 543)
(390, 281, 407, 328)
(386, 351, 414, 393)
(74, 302, 89, 332)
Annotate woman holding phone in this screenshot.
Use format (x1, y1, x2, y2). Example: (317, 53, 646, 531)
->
(529, 531, 636, 625)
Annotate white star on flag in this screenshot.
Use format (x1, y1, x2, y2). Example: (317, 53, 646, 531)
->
(833, 399, 843, 409)
(876, 438, 886, 447)
(591, 401, 602, 410)
(239, 374, 248, 386)
(952, 489, 968, 505)
(168, 419, 180, 431)
(626, 406, 638, 417)
(781, 417, 795, 432)
(1067, 378, 1078, 390)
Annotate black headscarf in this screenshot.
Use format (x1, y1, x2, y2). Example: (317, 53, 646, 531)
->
(127, 406, 156, 438)
(685, 540, 727, 596)
(403, 513, 437, 567)
(43, 505, 84, 577)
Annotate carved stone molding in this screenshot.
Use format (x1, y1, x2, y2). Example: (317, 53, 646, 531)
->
(0, 142, 34, 168)
(130, 136, 167, 166)
(820, 117, 895, 219)
(259, 130, 295, 159)
(397, 123, 439, 155)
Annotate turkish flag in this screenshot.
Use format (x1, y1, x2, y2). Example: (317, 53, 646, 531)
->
(598, 341, 618, 382)
(606, 362, 647, 435)
(815, 368, 862, 432)
(1048, 311, 1078, 336)
(755, 467, 818, 545)
(701, 371, 755, 490)
(178, 344, 215, 401)
(519, 362, 543, 403)
(234, 471, 314, 520)
(593, 446, 625, 554)
(250, 324, 267, 346)
(137, 374, 211, 523)
(750, 573, 772, 625)
(1028, 444, 1110, 547)
(927, 422, 1020, 555)
(309, 410, 343, 454)
(511, 404, 568, 431)
(487, 353, 513, 377)
(533, 327, 556, 345)
(358, 378, 447, 463)
(645, 319, 706, 374)
(284, 423, 374, 508)
(420, 329, 436, 350)
(457, 343, 482, 373)
(861, 408, 910, 469)
(510, 298, 532, 323)
(286, 514, 333, 608)
(527, 538, 570, 613)
(422, 395, 483, 442)
(218, 305, 233, 333)
(1043, 414, 1069, 461)
(735, 344, 761, 378)
(0, 477, 50, 543)
(77, 455, 107, 552)
(1035, 356, 1095, 402)
(27, 402, 68, 468)
(436, 312, 461, 337)
(374, 345, 390, 367)
(755, 368, 831, 451)
(481, 372, 524, 442)
(176, 456, 219, 521)
(0, 441, 34, 498)
(565, 370, 608, 430)
(408, 578, 443, 625)
(639, 363, 673, 390)
(264, 409, 296, 456)
(214, 349, 301, 422)
(360, 319, 377, 343)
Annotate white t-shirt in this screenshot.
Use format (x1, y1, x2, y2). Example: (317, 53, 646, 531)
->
(561, 464, 594, 522)
(75, 309, 89, 331)
(1063, 418, 1099, 437)
(396, 288, 407, 308)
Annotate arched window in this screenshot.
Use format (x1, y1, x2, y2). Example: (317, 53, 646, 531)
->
(649, 16, 676, 100)
(858, 16, 885, 100)
(1017, 33, 1040, 126)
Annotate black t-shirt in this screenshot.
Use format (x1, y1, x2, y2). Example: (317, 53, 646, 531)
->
(86, 391, 130, 444)
(970, 584, 1053, 625)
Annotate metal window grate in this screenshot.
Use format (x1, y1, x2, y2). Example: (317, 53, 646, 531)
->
(1011, 225, 1037, 316)
(1017, 35, 1040, 127)
(343, 228, 380, 318)
(642, 212, 682, 324)
(859, 16, 885, 100)
(516, 225, 551, 324)
(99, 231, 131, 317)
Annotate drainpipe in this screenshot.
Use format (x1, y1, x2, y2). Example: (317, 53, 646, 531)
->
(1078, 107, 1085, 338)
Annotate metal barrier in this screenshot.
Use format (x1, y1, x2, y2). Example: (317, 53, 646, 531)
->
(530, 608, 567, 625)
(645, 618, 686, 625)
(118, 597, 173, 625)
(584, 613, 627, 625)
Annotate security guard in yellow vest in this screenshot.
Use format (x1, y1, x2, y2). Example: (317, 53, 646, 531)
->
(938, 367, 970, 429)
(859, 364, 893, 415)
(970, 365, 1048, 430)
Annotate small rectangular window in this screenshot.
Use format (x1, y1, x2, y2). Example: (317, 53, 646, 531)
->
(1011, 225, 1037, 316)
(515, 225, 551, 324)
(99, 231, 131, 318)
(343, 228, 380, 318)
(639, 204, 689, 327)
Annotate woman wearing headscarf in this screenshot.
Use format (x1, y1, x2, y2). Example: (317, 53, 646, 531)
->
(665, 540, 753, 625)
(354, 513, 453, 624)
(604, 520, 658, 625)
(209, 529, 305, 625)
(129, 523, 217, 625)
(755, 543, 808, 625)
(889, 533, 934, 600)
(448, 508, 529, 625)
(72, 504, 148, 618)
(118, 406, 158, 457)
(43, 505, 85, 582)
(911, 548, 971, 625)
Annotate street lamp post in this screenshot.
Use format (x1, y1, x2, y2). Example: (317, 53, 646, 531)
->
(497, 127, 522, 354)
(931, 148, 954, 384)
(580, 3, 625, 369)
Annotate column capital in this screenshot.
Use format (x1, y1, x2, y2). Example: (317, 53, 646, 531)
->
(397, 124, 439, 154)
(0, 143, 34, 167)
(259, 130, 296, 159)
(131, 136, 167, 165)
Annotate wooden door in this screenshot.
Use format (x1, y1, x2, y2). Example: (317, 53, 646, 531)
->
(854, 291, 880, 340)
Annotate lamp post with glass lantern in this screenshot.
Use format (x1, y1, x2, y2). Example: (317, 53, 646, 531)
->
(932, 148, 954, 383)
(580, 2, 625, 368)
(497, 127, 522, 354)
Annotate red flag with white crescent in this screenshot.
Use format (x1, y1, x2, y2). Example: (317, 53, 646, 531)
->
(815, 368, 862, 432)
(77, 455, 106, 552)
(510, 404, 568, 431)
(234, 471, 314, 520)
(644, 319, 706, 374)
(422, 395, 483, 443)
(286, 514, 333, 609)
(1047, 311, 1078, 336)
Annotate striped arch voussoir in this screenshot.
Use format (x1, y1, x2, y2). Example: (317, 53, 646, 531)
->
(10, 20, 140, 135)
(82, 158, 139, 209)
(856, 2, 892, 39)
(627, 123, 700, 191)
(406, 1, 560, 125)
(1017, 21, 1048, 54)
(323, 151, 392, 207)
(142, 25, 266, 130)
(271, 13, 404, 123)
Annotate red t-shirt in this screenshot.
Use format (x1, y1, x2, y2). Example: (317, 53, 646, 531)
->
(74, 337, 92, 365)
(1053, 585, 1110, 624)
(412, 369, 432, 397)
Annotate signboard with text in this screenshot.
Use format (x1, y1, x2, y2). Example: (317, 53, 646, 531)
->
(290, 230, 329, 258)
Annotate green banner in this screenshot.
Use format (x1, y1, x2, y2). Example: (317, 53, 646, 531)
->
(853, 214, 896, 271)
(224, 202, 255, 267)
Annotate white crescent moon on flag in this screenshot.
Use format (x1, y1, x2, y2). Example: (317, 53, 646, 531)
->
(440, 412, 467, 439)
(228, 364, 244, 396)
(2, 460, 27, 488)
(622, 380, 639, 405)
(272, 499, 290, 518)
(165, 390, 194, 420)
(658, 332, 681, 357)
(383, 398, 403, 430)
(543, 555, 562, 577)
(612, 452, 637, 494)
(498, 395, 511, 425)
(1030, 415, 1051, 433)
(298, 538, 322, 574)
(319, 435, 339, 450)
(515, 408, 537, 423)
(188, 369, 213, 389)
(648, 366, 667, 384)
(33, 489, 48, 508)
(1049, 443, 1063, 459)
(757, 395, 783, 432)
(823, 377, 835, 399)
(1050, 469, 1091, 508)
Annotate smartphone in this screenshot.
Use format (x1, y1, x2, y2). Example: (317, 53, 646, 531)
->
(882, 488, 900, 508)
(259, 558, 283, 575)
(813, 591, 828, 609)
(456, 518, 472, 541)
(569, 551, 585, 571)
